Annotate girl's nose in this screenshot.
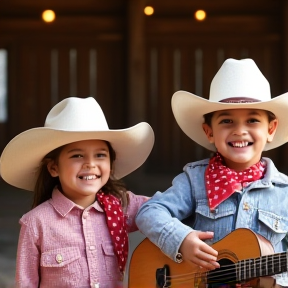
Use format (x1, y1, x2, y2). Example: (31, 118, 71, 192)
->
(82, 162, 95, 169)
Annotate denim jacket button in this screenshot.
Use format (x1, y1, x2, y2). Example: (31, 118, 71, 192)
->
(243, 202, 250, 210)
(274, 219, 279, 230)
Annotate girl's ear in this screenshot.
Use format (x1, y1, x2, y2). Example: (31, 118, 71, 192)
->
(267, 119, 278, 143)
(202, 123, 214, 143)
(47, 160, 59, 177)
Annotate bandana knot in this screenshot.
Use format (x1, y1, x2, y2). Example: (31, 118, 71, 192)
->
(205, 153, 266, 210)
(96, 191, 128, 274)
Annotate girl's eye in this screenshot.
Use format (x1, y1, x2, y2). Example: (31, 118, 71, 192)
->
(96, 153, 107, 158)
(71, 154, 83, 158)
(219, 119, 232, 124)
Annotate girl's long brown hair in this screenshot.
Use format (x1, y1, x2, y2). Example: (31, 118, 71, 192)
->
(32, 141, 128, 209)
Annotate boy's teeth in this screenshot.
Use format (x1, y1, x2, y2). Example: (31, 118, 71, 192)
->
(233, 141, 248, 147)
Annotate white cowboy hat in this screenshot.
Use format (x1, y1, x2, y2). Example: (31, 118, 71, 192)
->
(0, 97, 154, 191)
(172, 58, 288, 151)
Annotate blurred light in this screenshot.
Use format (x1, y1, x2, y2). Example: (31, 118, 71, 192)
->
(195, 10, 206, 21)
(42, 10, 56, 23)
(144, 6, 154, 16)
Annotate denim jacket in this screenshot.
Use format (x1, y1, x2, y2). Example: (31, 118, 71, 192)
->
(135, 157, 288, 286)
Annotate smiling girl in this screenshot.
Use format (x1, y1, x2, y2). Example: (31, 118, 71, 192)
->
(0, 97, 154, 288)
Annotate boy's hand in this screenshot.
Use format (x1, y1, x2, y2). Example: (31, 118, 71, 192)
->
(179, 230, 220, 270)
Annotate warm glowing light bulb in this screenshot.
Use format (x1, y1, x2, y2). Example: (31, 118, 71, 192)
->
(195, 10, 206, 21)
(42, 10, 56, 23)
(144, 6, 154, 16)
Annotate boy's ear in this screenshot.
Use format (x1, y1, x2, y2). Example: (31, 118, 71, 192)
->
(47, 160, 59, 177)
(267, 119, 278, 143)
(202, 123, 214, 143)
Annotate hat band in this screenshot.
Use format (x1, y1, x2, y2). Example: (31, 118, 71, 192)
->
(219, 97, 261, 103)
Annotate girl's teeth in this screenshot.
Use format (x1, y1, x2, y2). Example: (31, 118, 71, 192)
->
(83, 175, 96, 180)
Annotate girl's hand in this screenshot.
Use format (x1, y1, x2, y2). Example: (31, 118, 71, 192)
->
(179, 230, 220, 270)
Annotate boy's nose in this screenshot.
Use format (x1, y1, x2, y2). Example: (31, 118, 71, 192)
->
(232, 125, 248, 135)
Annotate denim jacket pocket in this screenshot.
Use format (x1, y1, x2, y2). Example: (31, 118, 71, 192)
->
(194, 199, 237, 243)
(40, 246, 81, 267)
(258, 209, 288, 246)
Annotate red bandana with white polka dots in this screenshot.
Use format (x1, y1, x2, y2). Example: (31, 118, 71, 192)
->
(96, 191, 128, 273)
(205, 153, 266, 210)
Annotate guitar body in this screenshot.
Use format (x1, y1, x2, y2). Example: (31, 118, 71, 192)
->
(128, 228, 275, 288)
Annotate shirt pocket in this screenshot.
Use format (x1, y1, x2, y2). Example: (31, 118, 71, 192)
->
(194, 199, 237, 243)
(257, 209, 288, 246)
(40, 246, 82, 284)
(41, 246, 81, 267)
(101, 242, 119, 278)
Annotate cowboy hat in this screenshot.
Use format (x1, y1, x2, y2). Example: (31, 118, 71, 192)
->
(172, 58, 288, 152)
(0, 97, 154, 191)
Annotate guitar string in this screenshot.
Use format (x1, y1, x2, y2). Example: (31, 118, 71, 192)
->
(162, 253, 287, 285)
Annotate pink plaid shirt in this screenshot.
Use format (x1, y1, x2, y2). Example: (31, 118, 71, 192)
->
(15, 188, 148, 288)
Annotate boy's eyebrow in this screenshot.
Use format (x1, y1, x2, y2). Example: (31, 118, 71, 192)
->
(215, 110, 262, 119)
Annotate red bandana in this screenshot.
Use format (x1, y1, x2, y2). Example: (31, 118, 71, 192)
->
(96, 191, 128, 273)
(205, 153, 266, 210)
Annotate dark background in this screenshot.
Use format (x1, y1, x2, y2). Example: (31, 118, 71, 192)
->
(1, 0, 288, 286)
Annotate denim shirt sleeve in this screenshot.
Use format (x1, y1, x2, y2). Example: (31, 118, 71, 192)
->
(135, 172, 194, 261)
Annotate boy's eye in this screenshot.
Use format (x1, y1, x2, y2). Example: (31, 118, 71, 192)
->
(247, 118, 260, 123)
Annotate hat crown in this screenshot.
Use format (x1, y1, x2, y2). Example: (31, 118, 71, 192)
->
(45, 97, 109, 131)
(209, 58, 271, 102)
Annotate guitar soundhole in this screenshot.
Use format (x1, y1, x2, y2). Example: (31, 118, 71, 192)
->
(207, 258, 237, 288)
(156, 265, 171, 288)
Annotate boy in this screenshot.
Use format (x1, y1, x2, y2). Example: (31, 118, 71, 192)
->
(136, 58, 288, 287)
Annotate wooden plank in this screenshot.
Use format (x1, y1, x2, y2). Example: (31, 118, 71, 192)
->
(0, 16, 124, 34)
(146, 16, 280, 35)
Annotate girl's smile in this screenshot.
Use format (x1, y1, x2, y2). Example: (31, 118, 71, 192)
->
(202, 108, 278, 171)
(47, 139, 111, 208)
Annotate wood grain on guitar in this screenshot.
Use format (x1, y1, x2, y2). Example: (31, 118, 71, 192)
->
(128, 228, 288, 288)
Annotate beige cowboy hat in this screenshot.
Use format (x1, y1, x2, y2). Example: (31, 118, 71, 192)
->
(0, 97, 154, 191)
(172, 58, 288, 152)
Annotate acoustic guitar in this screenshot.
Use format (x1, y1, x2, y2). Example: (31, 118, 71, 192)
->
(128, 228, 288, 288)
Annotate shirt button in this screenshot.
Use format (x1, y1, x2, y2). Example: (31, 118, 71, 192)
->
(83, 211, 89, 219)
(56, 254, 63, 264)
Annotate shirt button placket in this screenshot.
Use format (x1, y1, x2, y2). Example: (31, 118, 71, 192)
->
(83, 209, 100, 286)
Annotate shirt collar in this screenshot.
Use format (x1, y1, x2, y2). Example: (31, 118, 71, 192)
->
(50, 188, 104, 217)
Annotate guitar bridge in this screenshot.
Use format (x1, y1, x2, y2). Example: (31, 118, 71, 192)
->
(156, 265, 171, 288)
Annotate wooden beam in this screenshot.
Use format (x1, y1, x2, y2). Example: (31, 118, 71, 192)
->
(127, 0, 146, 124)
(283, 1, 288, 92)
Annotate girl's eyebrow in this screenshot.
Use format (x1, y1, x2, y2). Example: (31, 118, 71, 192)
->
(66, 147, 108, 153)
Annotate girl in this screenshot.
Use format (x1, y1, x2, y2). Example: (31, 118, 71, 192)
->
(135, 59, 288, 287)
(0, 96, 154, 288)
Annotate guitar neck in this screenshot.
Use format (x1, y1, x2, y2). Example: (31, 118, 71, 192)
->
(237, 251, 288, 281)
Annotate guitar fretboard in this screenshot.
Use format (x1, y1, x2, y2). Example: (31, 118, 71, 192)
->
(237, 252, 288, 281)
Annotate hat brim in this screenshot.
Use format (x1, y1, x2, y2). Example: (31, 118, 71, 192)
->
(0, 122, 154, 191)
(172, 90, 288, 152)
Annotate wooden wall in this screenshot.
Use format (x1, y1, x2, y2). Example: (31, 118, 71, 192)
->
(144, 0, 286, 174)
(1, 0, 288, 190)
